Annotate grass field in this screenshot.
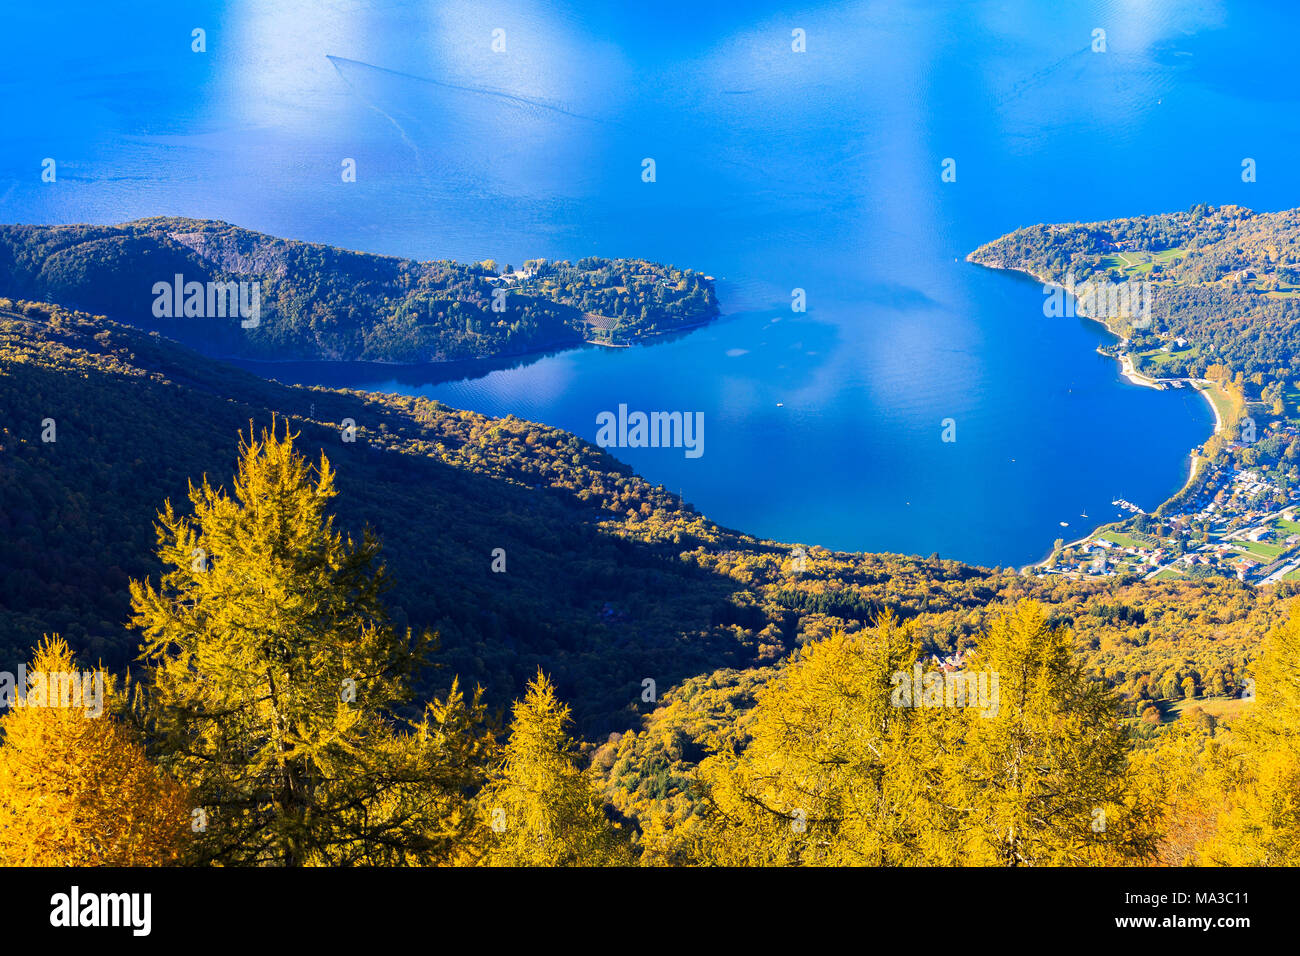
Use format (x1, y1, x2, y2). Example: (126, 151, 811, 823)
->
(1099, 247, 1185, 277)
(1099, 530, 1161, 550)
(1167, 696, 1254, 723)
(1280, 382, 1300, 423)
(1229, 516, 1300, 562)
(1142, 345, 1200, 368)
(1233, 538, 1287, 560)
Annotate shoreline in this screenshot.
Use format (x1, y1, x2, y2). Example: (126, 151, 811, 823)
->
(219, 314, 720, 371)
(1118, 354, 1225, 436)
(967, 256, 1223, 569)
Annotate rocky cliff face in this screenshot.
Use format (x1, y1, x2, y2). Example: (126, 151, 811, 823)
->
(166, 229, 290, 278)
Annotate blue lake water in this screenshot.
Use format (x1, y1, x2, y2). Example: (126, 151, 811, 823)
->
(5, 0, 1297, 565)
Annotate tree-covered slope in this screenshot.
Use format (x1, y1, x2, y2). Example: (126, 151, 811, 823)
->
(969, 203, 1300, 380)
(0, 218, 719, 363)
(0, 298, 1282, 736)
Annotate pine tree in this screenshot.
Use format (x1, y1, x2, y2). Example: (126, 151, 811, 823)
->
(129, 420, 464, 865)
(0, 636, 191, 865)
(480, 672, 632, 866)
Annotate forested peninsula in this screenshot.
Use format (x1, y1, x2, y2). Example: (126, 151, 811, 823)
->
(972, 205, 1300, 587)
(0, 218, 720, 363)
(970, 203, 1300, 379)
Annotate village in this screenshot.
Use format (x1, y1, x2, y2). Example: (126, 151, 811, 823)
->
(1037, 450, 1300, 586)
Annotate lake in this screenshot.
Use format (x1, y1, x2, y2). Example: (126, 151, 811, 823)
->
(7, 0, 1296, 565)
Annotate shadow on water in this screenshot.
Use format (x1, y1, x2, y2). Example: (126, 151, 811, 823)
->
(228, 321, 721, 391)
(231, 347, 580, 391)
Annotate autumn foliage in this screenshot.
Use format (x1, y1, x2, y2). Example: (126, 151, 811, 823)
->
(0, 637, 190, 865)
(2, 422, 1297, 866)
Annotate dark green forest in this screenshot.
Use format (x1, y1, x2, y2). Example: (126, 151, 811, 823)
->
(0, 219, 719, 364)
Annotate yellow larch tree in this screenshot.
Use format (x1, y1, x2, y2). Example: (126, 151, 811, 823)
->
(130, 420, 488, 865)
(480, 671, 633, 866)
(952, 600, 1159, 865)
(1198, 604, 1300, 864)
(0, 636, 191, 865)
(693, 613, 955, 866)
